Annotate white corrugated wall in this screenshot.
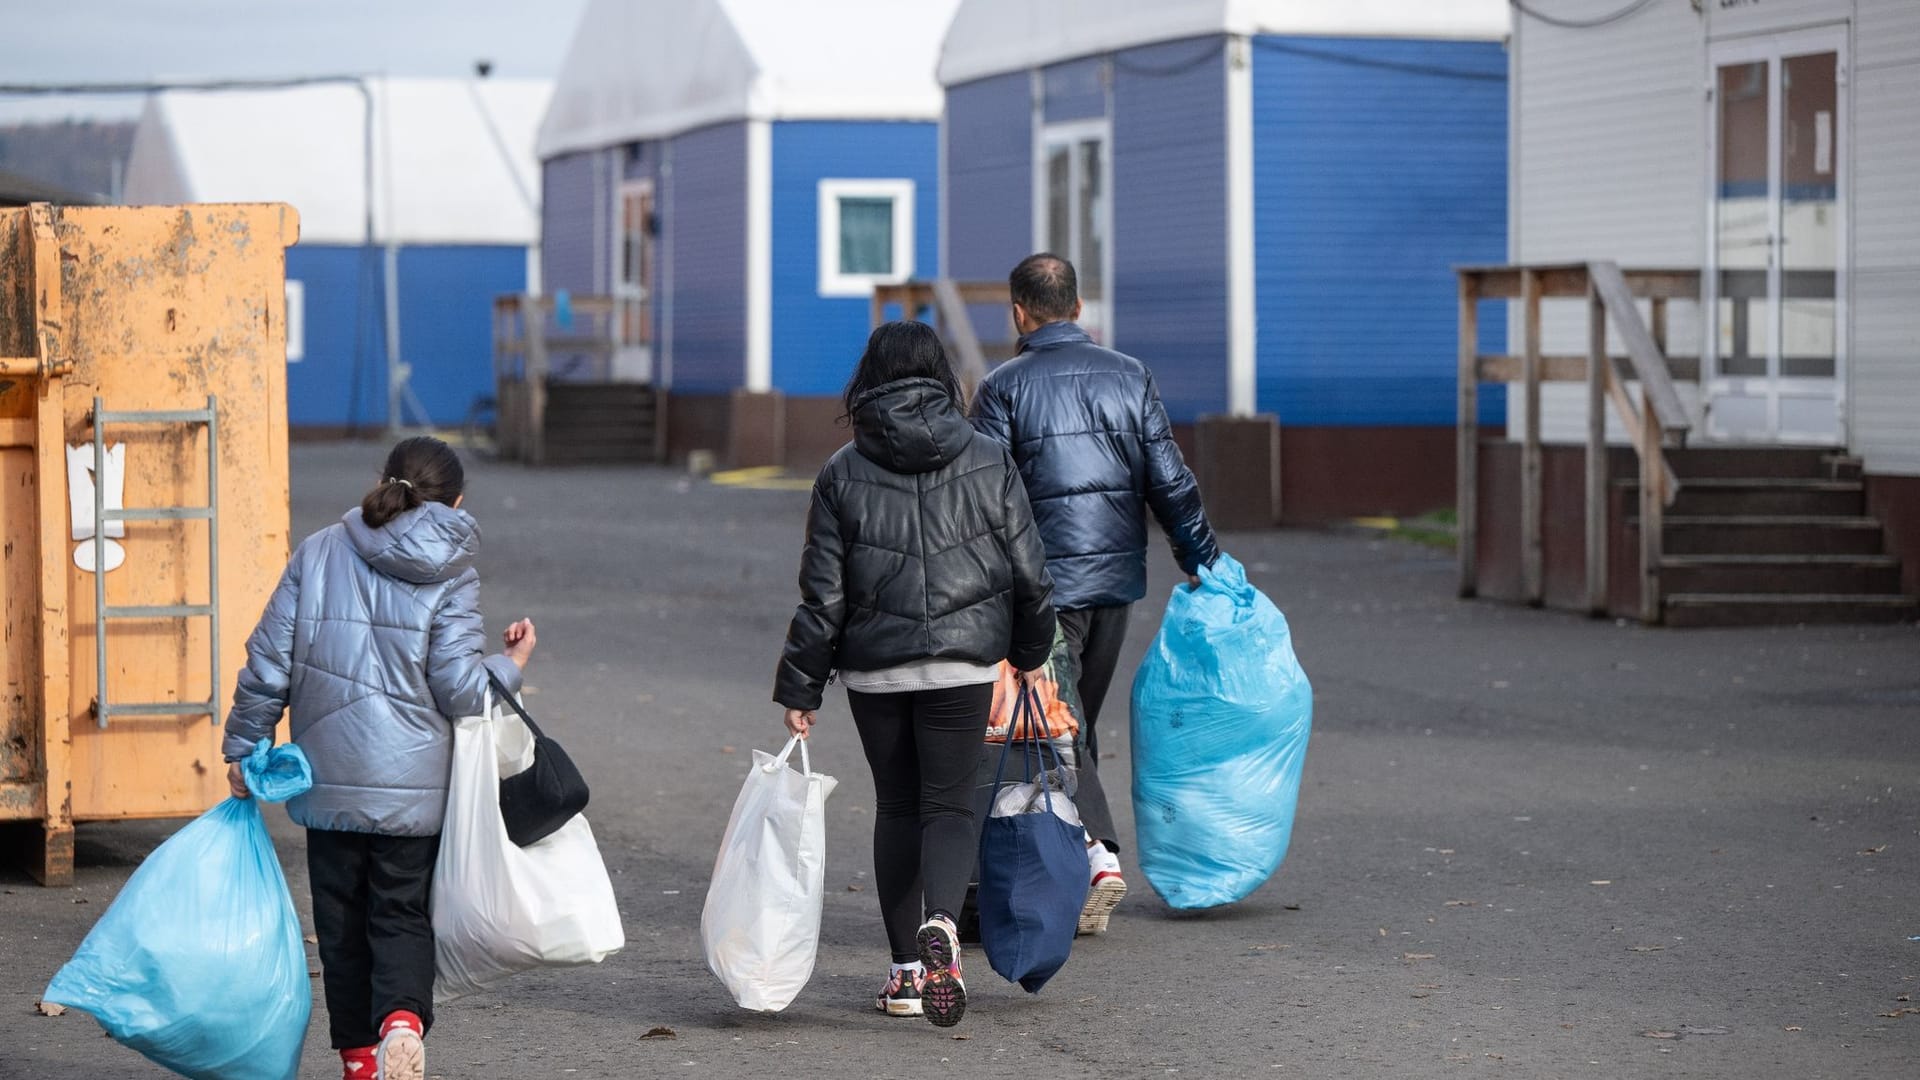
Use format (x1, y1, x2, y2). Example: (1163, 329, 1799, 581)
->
(1508, 0, 1920, 476)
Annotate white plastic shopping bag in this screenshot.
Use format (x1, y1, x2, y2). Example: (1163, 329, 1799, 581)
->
(700, 735, 838, 1012)
(432, 692, 625, 1002)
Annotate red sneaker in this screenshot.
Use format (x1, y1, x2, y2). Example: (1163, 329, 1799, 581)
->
(339, 1046, 376, 1080)
(376, 1012, 425, 1080)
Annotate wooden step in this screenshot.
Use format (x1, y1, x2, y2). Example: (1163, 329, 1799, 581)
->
(1660, 554, 1903, 596)
(1654, 515, 1885, 556)
(1666, 447, 1846, 480)
(1654, 478, 1867, 517)
(1664, 592, 1918, 628)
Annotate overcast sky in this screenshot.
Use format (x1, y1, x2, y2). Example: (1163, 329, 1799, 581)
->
(0, 0, 590, 123)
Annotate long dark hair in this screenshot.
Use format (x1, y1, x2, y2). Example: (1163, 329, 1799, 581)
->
(361, 436, 464, 528)
(841, 320, 962, 423)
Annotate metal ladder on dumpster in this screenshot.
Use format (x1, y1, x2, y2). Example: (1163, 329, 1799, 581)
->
(88, 395, 221, 728)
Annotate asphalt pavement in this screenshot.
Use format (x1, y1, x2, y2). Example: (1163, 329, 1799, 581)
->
(4, 442, 1917, 1079)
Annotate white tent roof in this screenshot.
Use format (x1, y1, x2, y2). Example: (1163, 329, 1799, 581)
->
(123, 77, 550, 246)
(536, 0, 961, 160)
(938, 0, 1509, 86)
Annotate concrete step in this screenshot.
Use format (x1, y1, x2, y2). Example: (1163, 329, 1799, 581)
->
(1660, 554, 1903, 595)
(1629, 478, 1867, 517)
(1664, 592, 1918, 627)
(1653, 515, 1886, 556)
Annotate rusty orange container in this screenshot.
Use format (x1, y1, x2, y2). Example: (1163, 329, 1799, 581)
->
(0, 202, 295, 884)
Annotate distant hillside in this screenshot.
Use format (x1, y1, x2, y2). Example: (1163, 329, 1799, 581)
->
(0, 120, 137, 201)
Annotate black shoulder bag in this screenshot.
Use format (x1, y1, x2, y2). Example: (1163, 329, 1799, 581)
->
(488, 670, 590, 847)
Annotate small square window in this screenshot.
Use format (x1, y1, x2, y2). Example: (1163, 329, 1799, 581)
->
(818, 179, 914, 297)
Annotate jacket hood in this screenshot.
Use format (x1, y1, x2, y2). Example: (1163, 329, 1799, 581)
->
(850, 377, 975, 475)
(342, 502, 481, 584)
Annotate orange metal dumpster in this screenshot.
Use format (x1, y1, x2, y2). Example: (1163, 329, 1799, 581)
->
(0, 202, 296, 885)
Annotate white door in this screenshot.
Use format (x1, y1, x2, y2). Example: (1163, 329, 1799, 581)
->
(1705, 31, 1846, 445)
(1036, 121, 1112, 343)
(613, 180, 656, 383)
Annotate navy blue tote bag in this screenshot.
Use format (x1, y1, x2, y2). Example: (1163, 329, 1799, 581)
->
(976, 688, 1090, 993)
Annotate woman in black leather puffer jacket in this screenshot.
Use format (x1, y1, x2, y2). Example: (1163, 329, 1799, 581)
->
(774, 320, 1056, 1028)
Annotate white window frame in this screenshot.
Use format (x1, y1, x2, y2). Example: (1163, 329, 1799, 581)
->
(817, 178, 916, 298)
(1031, 118, 1114, 343)
(284, 279, 305, 363)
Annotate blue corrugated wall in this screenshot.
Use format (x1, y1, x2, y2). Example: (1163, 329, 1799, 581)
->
(284, 244, 526, 429)
(666, 122, 749, 393)
(541, 150, 599, 296)
(770, 120, 940, 397)
(1112, 36, 1230, 424)
(1252, 36, 1508, 427)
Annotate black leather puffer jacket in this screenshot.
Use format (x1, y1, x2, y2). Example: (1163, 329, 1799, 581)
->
(774, 378, 1057, 712)
(971, 321, 1220, 610)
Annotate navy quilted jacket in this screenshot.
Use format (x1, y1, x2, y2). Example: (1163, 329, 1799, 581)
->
(971, 321, 1220, 610)
(222, 503, 522, 836)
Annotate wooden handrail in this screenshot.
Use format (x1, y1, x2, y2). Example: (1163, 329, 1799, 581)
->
(873, 279, 1010, 398)
(1456, 261, 1698, 624)
(1587, 261, 1690, 438)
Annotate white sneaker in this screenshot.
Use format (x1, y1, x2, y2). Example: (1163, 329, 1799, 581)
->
(374, 1014, 424, 1080)
(1080, 843, 1127, 936)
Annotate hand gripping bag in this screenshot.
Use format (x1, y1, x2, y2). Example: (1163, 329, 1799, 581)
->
(432, 692, 625, 1001)
(701, 735, 838, 1011)
(976, 690, 1090, 993)
(1130, 552, 1312, 910)
(42, 741, 314, 1080)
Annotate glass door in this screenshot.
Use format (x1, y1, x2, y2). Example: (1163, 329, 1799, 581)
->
(614, 180, 656, 382)
(1707, 32, 1845, 444)
(1039, 122, 1110, 342)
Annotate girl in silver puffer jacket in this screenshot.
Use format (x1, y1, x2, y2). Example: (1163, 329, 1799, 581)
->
(222, 436, 535, 1080)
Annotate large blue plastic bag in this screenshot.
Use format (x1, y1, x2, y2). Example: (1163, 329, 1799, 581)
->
(1130, 553, 1312, 910)
(43, 742, 313, 1080)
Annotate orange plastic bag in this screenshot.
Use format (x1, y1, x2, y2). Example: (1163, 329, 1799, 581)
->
(985, 628, 1081, 742)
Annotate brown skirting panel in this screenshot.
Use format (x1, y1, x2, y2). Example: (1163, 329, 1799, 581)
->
(1865, 473, 1920, 599)
(1279, 425, 1467, 525)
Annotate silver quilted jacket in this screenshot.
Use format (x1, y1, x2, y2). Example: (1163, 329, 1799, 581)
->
(221, 503, 523, 836)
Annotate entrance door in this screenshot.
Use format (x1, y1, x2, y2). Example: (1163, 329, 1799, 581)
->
(613, 180, 656, 382)
(1706, 32, 1845, 444)
(1037, 122, 1111, 343)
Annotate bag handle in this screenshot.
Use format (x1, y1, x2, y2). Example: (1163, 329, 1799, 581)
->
(769, 734, 813, 777)
(989, 684, 1062, 812)
(486, 669, 547, 740)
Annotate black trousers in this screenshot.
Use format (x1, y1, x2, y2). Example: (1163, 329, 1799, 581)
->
(306, 828, 440, 1049)
(848, 683, 993, 964)
(1058, 604, 1131, 853)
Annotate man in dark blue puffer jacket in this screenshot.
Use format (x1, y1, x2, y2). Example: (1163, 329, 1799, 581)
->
(971, 252, 1221, 935)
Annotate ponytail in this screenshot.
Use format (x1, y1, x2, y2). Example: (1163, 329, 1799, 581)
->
(359, 436, 464, 528)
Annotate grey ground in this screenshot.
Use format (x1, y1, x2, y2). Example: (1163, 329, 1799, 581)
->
(4, 443, 1918, 1079)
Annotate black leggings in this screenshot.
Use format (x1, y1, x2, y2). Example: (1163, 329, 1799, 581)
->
(848, 682, 993, 964)
(307, 828, 440, 1049)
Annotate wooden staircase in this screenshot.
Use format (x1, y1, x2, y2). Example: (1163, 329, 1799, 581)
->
(1629, 448, 1916, 626)
(537, 382, 663, 465)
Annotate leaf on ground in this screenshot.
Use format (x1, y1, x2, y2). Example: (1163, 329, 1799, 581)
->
(1411, 992, 1431, 999)
(1402, 953, 1436, 962)
(1877, 1007, 1920, 1019)
(1899, 994, 1912, 1003)
(1247, 943, 1289, 952)
(305, 935, 319, 944)
(1641, 1031, 1680, 1040)
(1859, 845, 1888, 855)
(309, 969, 321, 978)
(1590, 880, 1613, 886)
(845, 883, 864, 892)
(34, 1002, 66, 1017)
(720, 746, 736, 755)
(1629, 945, 1667, 953)
(1437, 849, 1456, 855)
(1378, 928, 1388, 937)
(1444, 899, 1477, 907)
(951, 1034, 971, 1041)
(639, 1026, 677, 1040)
(1679, 1026, 1729, 1036)
(1283, 903, 1302, 911)
(1784, 1026, 1803, 1032)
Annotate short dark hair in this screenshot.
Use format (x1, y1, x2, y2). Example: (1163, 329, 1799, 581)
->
(841, 320, 963, 422)
(1009, 253, 1078, 323)
(361, 436, 464, 528)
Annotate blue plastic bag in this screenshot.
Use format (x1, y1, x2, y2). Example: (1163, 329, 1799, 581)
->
(1130, 552, 1312, 910)
(44, 742, 313, 1080)
(976, 691, 1089, 992)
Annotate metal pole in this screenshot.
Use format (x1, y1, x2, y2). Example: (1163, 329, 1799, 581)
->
(205, 395, 220, 722)
(93, 398, 108, 728)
